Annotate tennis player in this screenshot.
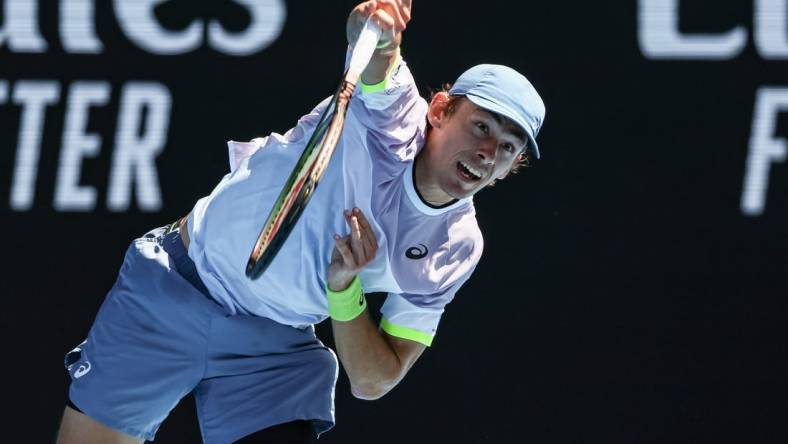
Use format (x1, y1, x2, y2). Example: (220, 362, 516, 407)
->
(57, 1, 545, 443)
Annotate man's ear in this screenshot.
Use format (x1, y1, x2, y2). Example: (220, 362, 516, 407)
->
(427, 91, 450, 129)
(495, 153, 526, 180)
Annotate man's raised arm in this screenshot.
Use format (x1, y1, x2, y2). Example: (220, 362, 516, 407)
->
(346, 1, 412, 86)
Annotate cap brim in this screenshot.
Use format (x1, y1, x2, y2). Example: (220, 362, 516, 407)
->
(463, 94, 541, 160)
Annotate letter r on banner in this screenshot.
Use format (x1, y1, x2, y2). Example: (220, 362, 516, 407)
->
(741, 88, 788, 216)
(107, 82, 171, 212)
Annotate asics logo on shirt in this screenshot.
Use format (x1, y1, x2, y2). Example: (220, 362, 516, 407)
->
(73, 361, 92, 379)
(405, 244, 428, 260)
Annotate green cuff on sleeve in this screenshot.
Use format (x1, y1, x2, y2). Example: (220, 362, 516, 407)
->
(359, 52, 402, 94)
(380, 317, 434, 347)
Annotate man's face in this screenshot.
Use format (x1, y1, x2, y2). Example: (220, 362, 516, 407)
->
(424, 93, 527, 200)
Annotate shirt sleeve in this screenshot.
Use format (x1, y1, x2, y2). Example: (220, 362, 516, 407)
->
(345, 48, 429, 163)
(379, 266, 476, 347)
(226, 97, 331, 173)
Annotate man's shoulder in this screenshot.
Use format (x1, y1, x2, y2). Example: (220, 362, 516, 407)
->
(447, 203, 484, 258)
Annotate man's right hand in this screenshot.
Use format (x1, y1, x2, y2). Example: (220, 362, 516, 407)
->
(347, 1, 412, 52)
(346, 1, 412, 85)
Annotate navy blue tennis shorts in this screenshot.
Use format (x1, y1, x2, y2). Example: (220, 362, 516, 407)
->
(64, 225, 338, 443)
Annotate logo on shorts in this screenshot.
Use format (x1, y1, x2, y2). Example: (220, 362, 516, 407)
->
(73, 361, 92, 379)
(405, 244, 428, 260)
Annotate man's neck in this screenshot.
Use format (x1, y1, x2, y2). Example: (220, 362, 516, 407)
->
(413, 150, 455, 207)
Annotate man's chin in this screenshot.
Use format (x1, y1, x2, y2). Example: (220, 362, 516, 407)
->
(445, 184, 478, 200)
(441, 175, 489, 200)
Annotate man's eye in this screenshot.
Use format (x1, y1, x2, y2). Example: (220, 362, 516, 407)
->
(500, 143, 515, 153)
(474, 122, 488, 134)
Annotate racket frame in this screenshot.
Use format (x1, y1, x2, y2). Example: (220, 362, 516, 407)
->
(246, 19, 382, 279)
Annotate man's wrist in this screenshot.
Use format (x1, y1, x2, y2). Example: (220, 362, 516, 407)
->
(327, 276, 366, 322)
(361, 46, 401, 90)
(375, 30, 401, 54)
(327, 272, 354, 292)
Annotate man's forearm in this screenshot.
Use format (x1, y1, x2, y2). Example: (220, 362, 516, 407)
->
(347, 1, 405, 86)
(326, 209, 426, 400)
(331, 309, 404, 400)
(360, 41, 401, 86)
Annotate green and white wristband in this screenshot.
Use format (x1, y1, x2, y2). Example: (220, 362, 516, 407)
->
(327, 276, 366, 322)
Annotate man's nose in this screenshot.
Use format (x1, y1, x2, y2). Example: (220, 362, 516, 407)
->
(476, 139, 497, 163)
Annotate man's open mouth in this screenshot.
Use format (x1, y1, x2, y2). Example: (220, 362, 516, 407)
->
(457, 160, 483, 181)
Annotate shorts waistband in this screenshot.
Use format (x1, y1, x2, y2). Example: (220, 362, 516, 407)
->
(160, 224, 212, 300)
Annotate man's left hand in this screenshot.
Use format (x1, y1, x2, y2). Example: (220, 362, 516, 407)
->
(328, 207, 379, 292)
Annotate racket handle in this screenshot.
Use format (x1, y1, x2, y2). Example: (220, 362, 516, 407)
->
(347, 17, 383, 80)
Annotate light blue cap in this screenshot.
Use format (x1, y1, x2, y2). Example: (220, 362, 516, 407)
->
(449, 64, 545, 159)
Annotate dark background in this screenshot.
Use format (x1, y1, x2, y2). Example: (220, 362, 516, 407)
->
(2, 1, 787, 442)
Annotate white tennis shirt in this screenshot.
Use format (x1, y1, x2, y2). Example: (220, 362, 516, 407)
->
(187, 56, 483, 346)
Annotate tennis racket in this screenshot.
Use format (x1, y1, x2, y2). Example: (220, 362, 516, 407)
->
(246, 18, 383, 280)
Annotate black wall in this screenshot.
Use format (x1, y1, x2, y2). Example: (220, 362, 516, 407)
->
(2, 1, 786, 442)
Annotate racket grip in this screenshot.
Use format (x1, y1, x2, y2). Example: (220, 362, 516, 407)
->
(347, 17, 383, 80)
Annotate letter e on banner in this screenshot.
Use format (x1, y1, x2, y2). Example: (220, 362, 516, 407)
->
(54, 82, 111, 211)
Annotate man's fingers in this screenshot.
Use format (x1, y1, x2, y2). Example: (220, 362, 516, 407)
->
(352, 207, 372, 232)
(349, 214, 366, 264)
(354, 214, 377, 263)
(377, 0, 408, 30)
(334, 234, 356, 267)
(339, 208, 379, 268)
(370, 8, 396, 32)
(344, 210, 364, 263)
(352, 208, 378, 254)
(400, 0, 412, 22)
